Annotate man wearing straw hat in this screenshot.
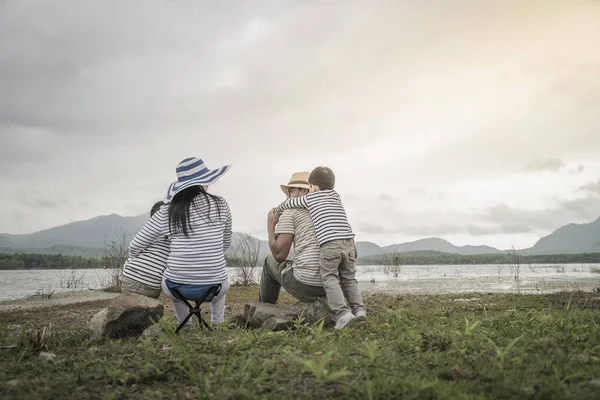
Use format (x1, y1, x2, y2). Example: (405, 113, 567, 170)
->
(260, 172, 328, 303)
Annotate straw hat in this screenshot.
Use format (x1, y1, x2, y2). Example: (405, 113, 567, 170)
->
(280, 171, 310, 195)
(164, 157, 231, 202)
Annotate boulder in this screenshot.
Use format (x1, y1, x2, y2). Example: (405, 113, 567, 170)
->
(87, 293, 163, 340)
(243, 298, 332, 331)
(291, 297, 333, 326)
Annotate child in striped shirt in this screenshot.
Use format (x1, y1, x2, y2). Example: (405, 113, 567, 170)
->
(121, 201, 170, 298)
(274, 166, 366, 329)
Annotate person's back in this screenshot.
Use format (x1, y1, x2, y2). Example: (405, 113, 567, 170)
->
(277, 207, 322, 286)
(163, 195, 231, 285)
(129, 156, 233, 325)
(130, 195, 232, 285)
(279, 189, 354, 246)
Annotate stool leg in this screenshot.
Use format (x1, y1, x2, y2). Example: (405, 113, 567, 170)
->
(176, 312, 194, 334)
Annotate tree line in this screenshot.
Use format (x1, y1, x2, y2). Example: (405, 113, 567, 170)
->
(2, 250, 600, 270)
(0, 253, 104, 270)
(356, 251, 600, 265)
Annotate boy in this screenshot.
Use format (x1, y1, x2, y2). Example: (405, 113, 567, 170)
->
(121, 201, 170, 298)
(274, 166, 366, 329)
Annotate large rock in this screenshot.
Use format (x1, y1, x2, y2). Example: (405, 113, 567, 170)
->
(291, 297, 333, 326)
(243, 298, 332, 331)
(87, 293, 164, 340)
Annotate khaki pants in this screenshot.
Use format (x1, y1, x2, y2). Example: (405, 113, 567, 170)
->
(320, 239, 366, 320)
(259, 255, 327, 304)
(121, 276, 162, 298)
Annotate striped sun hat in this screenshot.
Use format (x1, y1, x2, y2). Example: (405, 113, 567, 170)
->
(164, 157, 231, 203)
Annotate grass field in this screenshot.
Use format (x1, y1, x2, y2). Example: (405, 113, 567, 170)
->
(1, 286, 600, 399)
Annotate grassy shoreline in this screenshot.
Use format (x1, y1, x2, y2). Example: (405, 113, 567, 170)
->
(2, 286, 600, 399)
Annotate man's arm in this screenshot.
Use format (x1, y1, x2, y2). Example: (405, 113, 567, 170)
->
(267, 210, 293, 262)
(274, 193, 310, 215)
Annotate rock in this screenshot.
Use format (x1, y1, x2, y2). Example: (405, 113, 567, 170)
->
(243, 298, 332, 331)
(262, 317, 293, 331)
(7, 379, 19, 387)
(39, 352, 57, 363)
(244, 301, 299, 330)
(590, 379, 600, 388)
(87, 293, 164, 340)
(139, 323, 163, 340)
(291, 297, 334, 326)
(229, 314, 248, 328)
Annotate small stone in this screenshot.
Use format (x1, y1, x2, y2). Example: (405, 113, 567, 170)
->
(7, 379, 19, 386)
(262, 317, 292, 331)
(229, 314, 247, 328)
(589, 378, 600, 387)
(39, 352, 57, 363)
(139, 323, 163, 340)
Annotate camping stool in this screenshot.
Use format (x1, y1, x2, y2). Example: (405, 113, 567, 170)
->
(164, 280, 222, 333)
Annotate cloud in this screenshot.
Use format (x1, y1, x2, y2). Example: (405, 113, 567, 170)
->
(482, 194, 600, 232)
(569, 165, 586, 175)
(358, 223, 392, 235)
(378, 194, 395, 202)
(0, 0, 599, 251)
(525, 158, 565, 172)
(580, 179, 600, 194)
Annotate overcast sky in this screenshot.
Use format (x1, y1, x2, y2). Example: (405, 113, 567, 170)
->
(1, 0, 599, 249)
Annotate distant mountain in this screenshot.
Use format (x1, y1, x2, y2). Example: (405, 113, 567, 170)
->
(355, 241, 384, 257)
(527, 217, 600, 254)
(356, 238, 502, 257)
(3, 213, 600, 258)
(384, 238, 502, 255)
(0, 214, 149, 249)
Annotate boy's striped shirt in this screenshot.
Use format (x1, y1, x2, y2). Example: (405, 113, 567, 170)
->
(274, 190, 354, 246)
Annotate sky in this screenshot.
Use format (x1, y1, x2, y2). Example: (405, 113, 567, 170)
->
(1, 0, 599, 250)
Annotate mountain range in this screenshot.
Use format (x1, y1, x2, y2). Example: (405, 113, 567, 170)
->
(1, 214, 600, 257)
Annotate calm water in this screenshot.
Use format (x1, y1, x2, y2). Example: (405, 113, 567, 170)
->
(1, 264, 599, 302)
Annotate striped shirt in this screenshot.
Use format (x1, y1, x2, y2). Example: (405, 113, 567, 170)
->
(122, 237, 170, 289)
(274, 190, 354, 246)
(129, 195, 232, 285)
(275, 209, 322, 286)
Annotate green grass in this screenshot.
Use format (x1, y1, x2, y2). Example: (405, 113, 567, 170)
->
(1, 288, 600, 399)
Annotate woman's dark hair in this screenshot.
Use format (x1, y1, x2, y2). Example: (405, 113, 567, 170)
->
(168, 186, 223, 237)
(150, 201, 164, 217)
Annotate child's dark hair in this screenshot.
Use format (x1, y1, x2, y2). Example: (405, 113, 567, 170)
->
(309, 166, 335, 190)
(150, 201, 164, 217)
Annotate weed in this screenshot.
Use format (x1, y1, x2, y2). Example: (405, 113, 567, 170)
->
(359, 340, 382, 364)
(298, 351, 353, 382)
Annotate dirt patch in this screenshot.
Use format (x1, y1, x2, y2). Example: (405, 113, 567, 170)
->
(0, 290, 120, 313)
(0, 285, 296, 331)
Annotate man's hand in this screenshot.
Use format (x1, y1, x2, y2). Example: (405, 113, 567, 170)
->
(267, 209, 280, 229)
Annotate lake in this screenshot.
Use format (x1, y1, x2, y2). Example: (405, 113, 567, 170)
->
(1, 264, 599, 302)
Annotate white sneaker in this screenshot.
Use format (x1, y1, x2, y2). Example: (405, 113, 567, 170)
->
(334, 313, 357, 330)
(355, 310, 367, 321)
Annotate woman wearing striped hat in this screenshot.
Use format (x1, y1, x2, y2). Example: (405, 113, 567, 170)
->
(129, 157, 232, 326)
